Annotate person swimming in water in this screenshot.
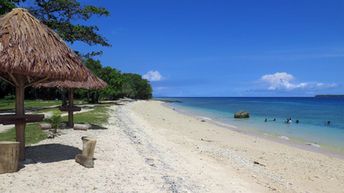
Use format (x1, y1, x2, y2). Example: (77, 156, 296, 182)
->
(264, 118, 267, 122)
(286, 118, 292, 124)
(296, 120, 299, 124)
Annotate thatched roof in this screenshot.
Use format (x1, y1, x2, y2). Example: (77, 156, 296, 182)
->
(0, 8, 89, 83)
(34, 70, 107, 90)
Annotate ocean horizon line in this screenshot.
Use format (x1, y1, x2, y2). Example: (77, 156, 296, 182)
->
(155, 96, 344, 98)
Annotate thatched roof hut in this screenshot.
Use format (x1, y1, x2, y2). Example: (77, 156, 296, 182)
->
(34, 71, 107, 128)
(0, 8, 89, 83)
(0, 8, 92, 160)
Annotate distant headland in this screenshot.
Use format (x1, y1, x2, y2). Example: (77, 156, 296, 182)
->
(315, 95, 344, 99)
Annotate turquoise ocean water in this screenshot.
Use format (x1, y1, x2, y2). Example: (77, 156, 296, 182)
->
(160, 97, 344, 153)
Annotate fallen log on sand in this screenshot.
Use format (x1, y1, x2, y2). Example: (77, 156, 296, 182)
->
(39, 123, 52, 130)
(73, 124, 91, 131)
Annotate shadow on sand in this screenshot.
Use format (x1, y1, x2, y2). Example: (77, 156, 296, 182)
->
(89, 124, 107, 130)
(60, 122, 108, 130)
(25, 144, 81, 164)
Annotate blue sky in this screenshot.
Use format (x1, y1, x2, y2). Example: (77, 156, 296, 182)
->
(71, 0, 343, 97)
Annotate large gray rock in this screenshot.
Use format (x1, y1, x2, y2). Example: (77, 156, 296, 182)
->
(234, 111, 250, 119)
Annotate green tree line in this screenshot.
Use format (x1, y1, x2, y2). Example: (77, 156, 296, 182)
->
(79, 58, 152, 102)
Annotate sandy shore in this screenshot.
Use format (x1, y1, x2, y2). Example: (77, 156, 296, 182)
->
(0, 100, 343, 193)
(129, 101, 344, 193)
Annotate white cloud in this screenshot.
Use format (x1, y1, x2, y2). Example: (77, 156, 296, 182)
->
(143, 70, 163, 81)
(261, 72, 337, 91)
(155, 86, 168, 91)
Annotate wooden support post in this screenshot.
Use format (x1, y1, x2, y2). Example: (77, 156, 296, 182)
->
(15, 76, 26, 160)
(75, 136, 97, 168)
(67, 89, 74, 128)
(0, 142, 20, 174)
(62, 89, 67, 106)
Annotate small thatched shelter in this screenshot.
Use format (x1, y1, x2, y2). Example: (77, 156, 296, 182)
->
(35, 71, 107, 90)
(35, 71, 107, 128)
(0, 8, 91, 160)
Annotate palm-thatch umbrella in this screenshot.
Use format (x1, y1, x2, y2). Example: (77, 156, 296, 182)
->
(34, 71, 107, 128)
(0, 8, 90, 160)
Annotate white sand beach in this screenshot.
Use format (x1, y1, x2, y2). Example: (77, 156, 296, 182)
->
(1, 100, 344, 193)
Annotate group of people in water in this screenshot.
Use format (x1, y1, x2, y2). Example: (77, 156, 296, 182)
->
(285, 117, 299, 124)
(264, 117, 300, 124)
(264, 118, 276, 122)
(264, 118, 332, 126)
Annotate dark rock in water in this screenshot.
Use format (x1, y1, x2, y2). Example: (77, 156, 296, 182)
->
(234, 112, 250, 119)
(315, 95, 344, 99)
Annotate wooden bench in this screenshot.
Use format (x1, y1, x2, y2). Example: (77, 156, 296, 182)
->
(59, 105, 81, 112)
(0, 114, 44, 125)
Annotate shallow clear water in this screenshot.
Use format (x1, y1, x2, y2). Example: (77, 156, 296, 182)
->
(159, 97, 344, 152)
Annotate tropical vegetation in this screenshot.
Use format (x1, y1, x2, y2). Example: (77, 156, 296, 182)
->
(0, 0, 153, 102)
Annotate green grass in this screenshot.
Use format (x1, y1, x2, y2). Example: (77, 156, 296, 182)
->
(0, 99, 85, 110)
(36, 108, 62, 116)
(0, 104, 110, 145)
(0, 124, 47, 145)
(62, 106, 110, 125)
(0, 100, 60, 110)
